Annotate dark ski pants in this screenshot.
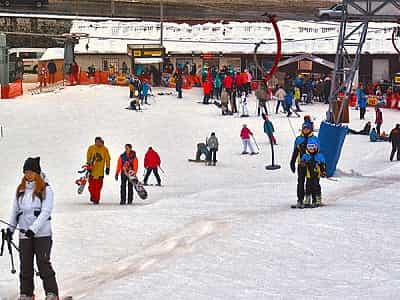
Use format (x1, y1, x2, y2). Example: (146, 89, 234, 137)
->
(121, 173, 133, 204)
(177, 87, 183, 98)
(295, 100, 301, 112)
(305, 177, 322, 202)
(360, 107, 366, 120)
(208, 149, 217, 164)
(276, 100, 285, 114)
(376, 123, 382, 136)
(297, 165, 307, 203)
(390, 143, 400, 161)
(257, 102, 268, 116)
(144, 168, 161, 185)
(88, 177, 103, 203)
(203, 94, 211, 104)
(19, 237, 58, 297)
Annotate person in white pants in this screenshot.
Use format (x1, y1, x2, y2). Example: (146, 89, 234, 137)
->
(240, 124, 256, 155)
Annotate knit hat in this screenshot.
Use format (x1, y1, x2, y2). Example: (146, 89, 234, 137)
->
(23, 157, 41, 174)
(302, 122, 313, 130)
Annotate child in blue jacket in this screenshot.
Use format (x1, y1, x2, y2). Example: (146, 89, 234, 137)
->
(300, 137, 326, 208)
(141, 80, 152, 105)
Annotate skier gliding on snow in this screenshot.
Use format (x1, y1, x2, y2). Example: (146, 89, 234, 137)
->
(86, 137, 111, 204)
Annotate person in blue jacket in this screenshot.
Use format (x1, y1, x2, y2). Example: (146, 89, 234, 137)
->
(262, 113, 277, 145)
(284, 91, 294, 117)
(301, 138, 326, 208)
(141, 80, 152, 105)
(290, 122, 317, 208)
(356, 83, 367, 120)
(370, 127, 378, 142)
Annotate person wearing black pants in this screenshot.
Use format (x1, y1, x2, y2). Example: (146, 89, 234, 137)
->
(8, 157, 59, 300)
(143, 147, 162, 186)
(206, 132, 219, 166)
(389, 124, 400, 161)
(115, 144, 138, 205)
(290, 123, 315, 208)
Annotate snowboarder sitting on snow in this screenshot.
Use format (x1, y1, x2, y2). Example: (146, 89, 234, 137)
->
(141, 80, 152, 105)
(206, 132, 219, 166)
(196, 142, 210, 161)
(143, 147, 162, 186)
(348, 121, 371, 135)
(7, 157, 59, 300)
(115, 144, 138, 205)
(240, 124, 257, 155)
(263, 113, 277, 145)
(240, 91, 249, 117)
(369, 128, 384, 142)
(290, 122, 316, 208)
(301, 138, 326, 208)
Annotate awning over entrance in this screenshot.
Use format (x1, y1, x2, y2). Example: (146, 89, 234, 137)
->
(278, 54, 335, 69)
(134, 57, 163, 64)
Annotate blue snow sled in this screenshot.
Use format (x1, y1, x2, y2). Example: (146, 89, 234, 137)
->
(318, 121, 348, 177)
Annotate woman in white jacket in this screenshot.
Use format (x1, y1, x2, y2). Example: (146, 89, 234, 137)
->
(7, 157, 59, 300)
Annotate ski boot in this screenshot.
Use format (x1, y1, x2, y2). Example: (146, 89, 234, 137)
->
(304, 195, 312, 208)
(45, 293, 58, 300)
(18, 295, 34, 300)
(292, 200, 304, 209)
(314, 195, 322, 207)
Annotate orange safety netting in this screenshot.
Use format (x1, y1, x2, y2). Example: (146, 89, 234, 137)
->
(1, 80, 23, 99)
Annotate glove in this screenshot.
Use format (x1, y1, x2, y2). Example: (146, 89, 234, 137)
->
(25, 229, 35, 238)
(6, 228, 14, 240)
(105, 168, 110, 176)
(115, 174, 119, 181)
(290, 161, 296, 173)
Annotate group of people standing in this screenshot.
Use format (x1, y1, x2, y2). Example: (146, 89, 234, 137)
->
(86, 137, 162, 205)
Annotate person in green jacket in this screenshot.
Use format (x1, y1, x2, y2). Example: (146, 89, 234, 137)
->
(263, 113, 277, 145)
(214, 73, 222, 100)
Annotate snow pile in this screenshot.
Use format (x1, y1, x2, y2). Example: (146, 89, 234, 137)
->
(71, 20, 400, 55)
(0, 86, 399, 299)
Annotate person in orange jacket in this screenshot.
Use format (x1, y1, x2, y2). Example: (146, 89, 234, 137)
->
(115, 144, 138, 205)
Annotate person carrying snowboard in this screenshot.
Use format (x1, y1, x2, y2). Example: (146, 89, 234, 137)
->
(262, 113, 277, 145)
(143, 147, 162, 186)
(240, 124, 257, 155)
(115, 144, 138, 205)
(7, 157, 59, 300)
(290, 122, 316, 208)
(301, 138, 326, 208)
(86, 137, 111, 204)
(206, 132, 219, 166)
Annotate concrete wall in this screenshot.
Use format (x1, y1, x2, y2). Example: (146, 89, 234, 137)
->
(0, 17, 72, 48)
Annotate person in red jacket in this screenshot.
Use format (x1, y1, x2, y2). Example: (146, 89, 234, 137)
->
(223, 74, 233, 105)
(235, 72, 243, 96)
(240, 124, 256, 155)
(375, 106, 383, 136)
(143, 147, 162, 186)
(203, 80, 212, 104)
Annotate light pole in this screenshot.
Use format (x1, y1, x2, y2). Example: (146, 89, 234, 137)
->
(160, 0, 164, 48)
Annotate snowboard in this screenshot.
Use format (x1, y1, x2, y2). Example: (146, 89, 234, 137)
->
(188, 159, 218, 163)
(290, 203, 325, 209)
(75, 164, 93, 195)
(125, 170, 148, 200)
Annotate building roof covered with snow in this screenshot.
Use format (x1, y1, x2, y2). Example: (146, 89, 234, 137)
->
(71, 20, 399, 55)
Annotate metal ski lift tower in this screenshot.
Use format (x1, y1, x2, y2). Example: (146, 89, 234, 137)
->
(329, 0, 400, 123)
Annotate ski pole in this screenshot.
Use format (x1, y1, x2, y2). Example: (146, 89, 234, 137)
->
(159, 166, 165, 174)
(0, 219, 26, 233)
(251, 135, 260, 152)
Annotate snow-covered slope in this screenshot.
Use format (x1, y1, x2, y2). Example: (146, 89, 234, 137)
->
(0, 86, 399, 299)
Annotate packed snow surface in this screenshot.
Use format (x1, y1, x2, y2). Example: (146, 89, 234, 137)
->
(0, 86, 399, 300)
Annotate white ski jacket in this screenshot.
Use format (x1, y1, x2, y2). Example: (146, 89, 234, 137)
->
(9, 180, 54, 239)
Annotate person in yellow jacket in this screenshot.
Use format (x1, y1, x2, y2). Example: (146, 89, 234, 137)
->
(86, 137, 111, 204)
